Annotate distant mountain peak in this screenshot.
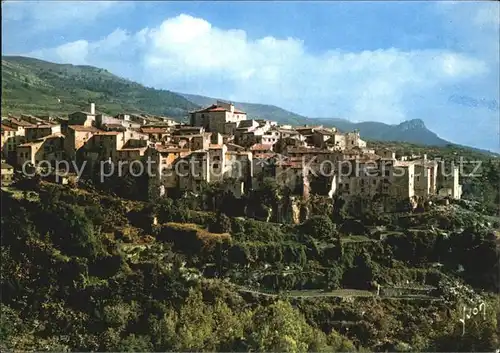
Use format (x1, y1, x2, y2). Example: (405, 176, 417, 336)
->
(397, 118, 426, 130)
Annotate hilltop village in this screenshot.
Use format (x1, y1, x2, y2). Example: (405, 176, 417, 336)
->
(1, 101, 462, 206)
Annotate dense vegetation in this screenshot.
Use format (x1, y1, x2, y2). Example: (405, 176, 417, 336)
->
(368, 140, 500, 214)
(1, 56, 198, 117)
(1, 175, 499, 351)
(1, 56, 499, 352)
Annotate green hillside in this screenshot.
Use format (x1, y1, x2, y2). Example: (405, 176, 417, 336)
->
(1, 56, 198, 117)
(180, 93, 455, 147)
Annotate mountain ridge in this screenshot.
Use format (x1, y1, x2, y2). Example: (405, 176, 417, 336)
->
(1, 55, 198, 118)
(2, 55, 492, 152)
(179, 92, 451, 147)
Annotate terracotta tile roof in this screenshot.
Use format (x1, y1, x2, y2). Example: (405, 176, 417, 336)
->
(288, 147, 336, 154)
(226, 151, 251, 155)
(157, 147, 190, 153)
(250, 143, 273, 151)
(95, 131, 121, 136)
(277, 129, 299, 134)
(174, 134, 206, 140)
(118, 147, 147, 152)
(19, 140, 43, 147)
(6, 118, 35, 127)
(226, 143, 245, 151)
(68, 125, 99, 132)
(314, 128, 335, 135)
(1, 124, 16, 132)
(176, 126, 203, 130)
(25, 124, 53, 129)
(209, 144, 223, 149)
(20, 133, 64, 148)
(141, 127, 169, 134)
(192, 104, 246, 114)
(254, 152, 277, 159)
(103, 123, 125, 129)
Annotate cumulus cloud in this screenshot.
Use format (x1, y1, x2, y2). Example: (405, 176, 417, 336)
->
(23, 5, 499, 150)
(29, 14, 488, 119)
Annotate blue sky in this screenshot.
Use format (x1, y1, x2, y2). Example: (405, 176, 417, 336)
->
(3, 1, 499, 151)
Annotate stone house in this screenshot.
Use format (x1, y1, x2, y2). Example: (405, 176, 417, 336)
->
(208, 144, 227, 183)
(1, 124, 23, 160)
(250, 143, 274, 158)
(146, 146, 191, 198)
(17, 134, 65, 168)
(311, 128, 337, 148)
(437, 162, 462, 199)
(391, 161, 415, 200)
(1, 162, 14, 185)
(224, 150, 253, 197)
(68, 103, 96, 126)
(171, 133, 211, 151)
(190, 101, 247, 134)
(177, 151, 210, 193)
(65, 125, 100, 160)
(140, 127, 171, 142)
(413, 159, 438, 198)
(24, 124, 60, 142)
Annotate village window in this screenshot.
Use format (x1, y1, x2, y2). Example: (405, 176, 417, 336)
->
(213, 163, 219, 169)
(416, 175, 420, 182)
(372, 179, 376, 185)
(385, 170, 390, 177)
(213, 156, 220, 161)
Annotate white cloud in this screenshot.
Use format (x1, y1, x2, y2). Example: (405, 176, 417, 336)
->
(25, 10, 498, 150)
(3, 1, 131, 31)
(29, 14, 488, 118)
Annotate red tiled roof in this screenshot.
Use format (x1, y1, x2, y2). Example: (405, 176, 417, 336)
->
(1, 124, 16, 132)
(68, 125, 99, 132)
(103, 123, 125, 129)
(141, 127, 169, 134)
(192, 104, 246, 114)
(250, 143, 273, 151)
(6, 118, 35, 127)
(25, 124, 53, 129)
(95, 131, 121, 136)
(254, 152, 277, 159)
(157, 147, 190, 153)
(118, 147, 147, 152)
(209, 144, 223, 149)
